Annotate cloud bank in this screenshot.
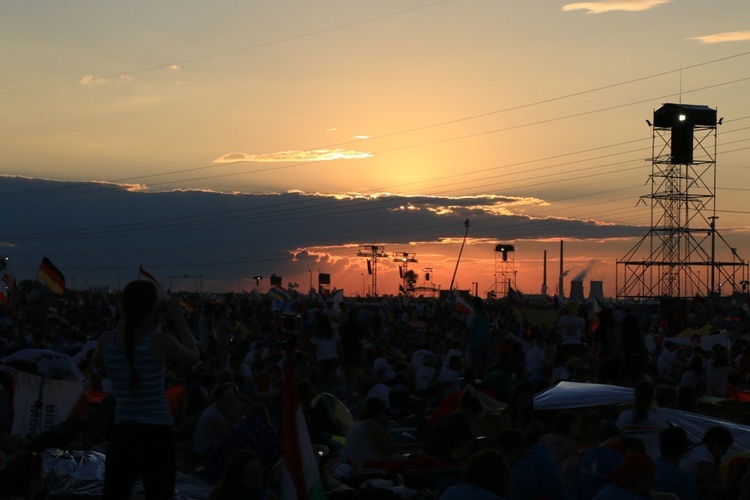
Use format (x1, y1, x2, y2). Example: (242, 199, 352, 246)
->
(690, 31, 750, 44)
(563, 0, 671, 14)
(0, 176, 644, 292)
(213, 149, 373, 163)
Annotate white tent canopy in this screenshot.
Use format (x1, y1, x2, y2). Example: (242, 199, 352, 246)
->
(534, 381, 750, 452)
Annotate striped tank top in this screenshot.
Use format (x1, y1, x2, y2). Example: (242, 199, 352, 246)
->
(104, 330, 173, 426)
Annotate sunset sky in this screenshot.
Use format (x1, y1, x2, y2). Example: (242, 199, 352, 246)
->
(2, 0, 750, 298)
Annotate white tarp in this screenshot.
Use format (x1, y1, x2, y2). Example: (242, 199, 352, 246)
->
(9, 370, 87, 439)
(1, 349, 87, 439)
(534, 381, 634, 410)
(645, 332, 728, 353)
(533, 381, 750, 452)
(2, 348, 86, 381)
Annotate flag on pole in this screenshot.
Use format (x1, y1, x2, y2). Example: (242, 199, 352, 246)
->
(269, 286, 292, 303)
(508, 286, 524, 308)
(329, 289, 344, 308)
(138, 265, 170, 300)
(1, 273, 17, 319)
(588, 297, 604, 333)
(37, 257, 66, 294)
(454, 290, 473, 315)
(179, 296, 196, 313)
(280, 342, 326, 500)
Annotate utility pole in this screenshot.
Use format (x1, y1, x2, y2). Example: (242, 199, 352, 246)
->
(449, 219, 471, 291)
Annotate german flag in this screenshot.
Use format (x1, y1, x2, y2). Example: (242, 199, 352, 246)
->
(38, 257, 66, 294)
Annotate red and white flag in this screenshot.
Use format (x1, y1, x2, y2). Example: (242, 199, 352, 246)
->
(454, 290, 473, 315)
(138, 265, 170, 300)
(280, 344, 326, 500)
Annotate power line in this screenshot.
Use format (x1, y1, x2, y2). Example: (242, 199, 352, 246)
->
(0, 1, 452, 97)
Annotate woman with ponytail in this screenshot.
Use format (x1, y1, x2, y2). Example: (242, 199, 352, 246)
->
(93, 280, 200, 499)
(615, 380, 670, 460)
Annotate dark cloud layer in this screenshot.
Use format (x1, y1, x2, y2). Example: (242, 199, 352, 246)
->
(0, 176, 643, 291)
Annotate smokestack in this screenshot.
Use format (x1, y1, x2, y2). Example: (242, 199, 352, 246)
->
(559, 240, 564, 299)
(570, 280, 585, 303)
(589, 281, 605, 303)
(542, 250, 547, 296)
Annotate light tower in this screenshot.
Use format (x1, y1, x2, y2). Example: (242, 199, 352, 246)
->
(617, 103, 747, 299)
(493, 243, 516, 298)
(393, 252, 418, 294)
(357, 245, 388, 297)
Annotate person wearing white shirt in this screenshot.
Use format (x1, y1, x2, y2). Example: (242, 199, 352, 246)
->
(679, 425, 733, 499)
(557, 307, 586, 356)
(415, 356, 439, 398)
(438, 356, 463, 399)
(615, 381, 670, 459)
(657, 342, 676, 375)
(524, 337, 546, 381)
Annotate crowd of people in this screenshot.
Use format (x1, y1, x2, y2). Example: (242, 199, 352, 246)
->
(0, 281, 750, 498)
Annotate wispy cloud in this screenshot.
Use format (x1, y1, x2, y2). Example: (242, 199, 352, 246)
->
(213, 149, 373, 163)
(690, 31, 750, 44)
(79, 75, 108, 85)
(563, 0, 671, 14)
(80, 75, 135, 85)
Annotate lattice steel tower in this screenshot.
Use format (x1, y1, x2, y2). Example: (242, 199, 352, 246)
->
(617, 103, 747, 299)
(357, 245, 388, 297)
(494, 243, 516, 298)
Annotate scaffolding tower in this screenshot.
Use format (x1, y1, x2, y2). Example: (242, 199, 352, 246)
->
(357, 245, 388, 297)
(394, 252, 418, 294)
(493, 243, 516, 298)
(617, 103, 747, 299)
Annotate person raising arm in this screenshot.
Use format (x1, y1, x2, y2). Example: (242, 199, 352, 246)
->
(92, 280, 200, 500)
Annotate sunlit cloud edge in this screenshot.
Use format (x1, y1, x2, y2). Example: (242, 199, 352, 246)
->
(212, 149, 373, 163)
(689, 31, 750, 44)
(562, 0, 671, 14)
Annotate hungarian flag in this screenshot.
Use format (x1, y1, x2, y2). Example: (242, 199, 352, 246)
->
(138, 265, 170, 300)
(280, 343, 326, 500)
(37, 257, 65, 294)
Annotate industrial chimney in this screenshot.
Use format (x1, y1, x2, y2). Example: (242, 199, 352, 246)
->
(570, 280, 585, 303)
(588, 281, 605, 303)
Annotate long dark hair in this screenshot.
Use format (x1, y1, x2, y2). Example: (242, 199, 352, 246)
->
(121, 280, 158, 392)
(313, 313, 333, 340)
(595, 308, 616, 343)
(631, 380, 655, 422)
(503, 382, 534, 425)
